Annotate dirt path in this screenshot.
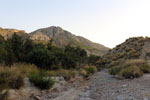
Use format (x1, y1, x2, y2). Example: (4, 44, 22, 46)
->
(77, 70, 150, 100)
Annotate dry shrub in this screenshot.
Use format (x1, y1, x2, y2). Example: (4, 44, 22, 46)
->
(123, 59, 146, 67)
(0, 63, 38, 92)
(11, 63, 38, 76)
(119, 65, 143, 78)
(0, 67, 24, 92)
(79, 69, 88, 78)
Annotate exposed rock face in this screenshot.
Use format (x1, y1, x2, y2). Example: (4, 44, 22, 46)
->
(0, 27, 28, 39)
(29, 26, 109, 56)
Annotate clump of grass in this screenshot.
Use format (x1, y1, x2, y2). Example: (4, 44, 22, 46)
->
(109, 59, 150, 79)
(0, 63, 38, 92)
(48, 69, 79, 81)
(79, 69, 88, 78)
(139, 64, 150, 73)
(0, 67, 24, 92)
(11, 63, 38, 76)
(85, 65, 97, 75)
(123, 59, 146, 67)
(119, 65, 143, 78)
(109, 66, 122, 76)
(0, 90, 9, 100)
(29, 70, 55, 90)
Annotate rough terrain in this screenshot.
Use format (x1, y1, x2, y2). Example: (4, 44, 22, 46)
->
(76, 70, 150, 100)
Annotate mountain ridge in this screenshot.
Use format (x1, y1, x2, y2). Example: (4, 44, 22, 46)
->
(0, 26, 109, 56)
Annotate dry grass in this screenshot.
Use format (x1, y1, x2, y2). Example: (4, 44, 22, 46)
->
(49, 69, 79, 81)
(0, 63, 38, 92)
(123, 59, 146, 67)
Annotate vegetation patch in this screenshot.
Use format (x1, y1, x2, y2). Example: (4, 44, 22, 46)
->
(109, 59, 150, 79)
(29, 70, 55, 90)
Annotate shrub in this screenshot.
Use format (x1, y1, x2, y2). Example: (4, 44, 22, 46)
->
(8, 75, 24, 89)
(0, 90, 8, 100)
(109, 66, 122, 76)
(139, 64, 150, 73)
(79, 69, 89, 78)
(29, 71, 55, 90)
(119, 65, 143, 79)
(57, 69, 75, 81)
(123, 59, 146, 67)
(0, 67, 24, 92)
(85, 66, 97, 74)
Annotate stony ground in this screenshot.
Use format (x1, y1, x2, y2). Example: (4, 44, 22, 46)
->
(75, 70, 150, 100)
(8, 70, 150, 100)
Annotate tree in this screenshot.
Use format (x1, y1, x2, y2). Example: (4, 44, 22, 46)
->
(27, 48, 57, 69)
(5, 42, 16, 66)
(8, 33, 24, 62)
(0, 36, 7, 63)
(88, 55, 101, 65)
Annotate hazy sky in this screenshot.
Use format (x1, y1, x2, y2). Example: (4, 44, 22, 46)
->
(0, 0, 150, 48)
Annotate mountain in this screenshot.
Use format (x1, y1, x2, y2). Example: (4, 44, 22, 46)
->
(0, 26, 109, 56)
(0, 27, 28, 39)
(102, 37, 150, 67)
(29, 26, 109, 56)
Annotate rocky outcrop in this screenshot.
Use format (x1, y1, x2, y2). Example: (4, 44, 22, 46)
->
(0, 27, 28, 39)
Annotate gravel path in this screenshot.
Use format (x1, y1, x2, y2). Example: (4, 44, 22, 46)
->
(76, 70, 150, 100)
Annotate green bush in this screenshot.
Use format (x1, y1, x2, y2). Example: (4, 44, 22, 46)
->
(109, 66, 122, 76)
(29, 71, 55, 90)
(139, 64, 150, 73)
(85, 66, 97, 75)
(119, 65, 143, 79)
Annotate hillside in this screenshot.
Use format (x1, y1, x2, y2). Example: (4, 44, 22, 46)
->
(101, 37, 150, 67)
(29, 26, 109, 56)
(0, 26, 109, 56)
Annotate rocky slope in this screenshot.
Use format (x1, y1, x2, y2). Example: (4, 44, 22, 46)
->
(28, 26, 109, 56)
(101, 37, 150, 67)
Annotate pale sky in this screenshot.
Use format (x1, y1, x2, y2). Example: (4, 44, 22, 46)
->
(0, 0, 150, 48)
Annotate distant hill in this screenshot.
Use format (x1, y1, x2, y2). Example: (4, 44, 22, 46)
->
(29, 26, 109, 56)
(0, 26, 109, 56)
(102, 37, 150, 67)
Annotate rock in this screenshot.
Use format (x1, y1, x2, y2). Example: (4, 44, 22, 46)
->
(34, 96, 41, 100)
(116, 95, 125, 100)
(143, 98, 149, 100)
(85, 86, 89, 90)
(128, 96, 136, 100)
(122, 85, 128, 88)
